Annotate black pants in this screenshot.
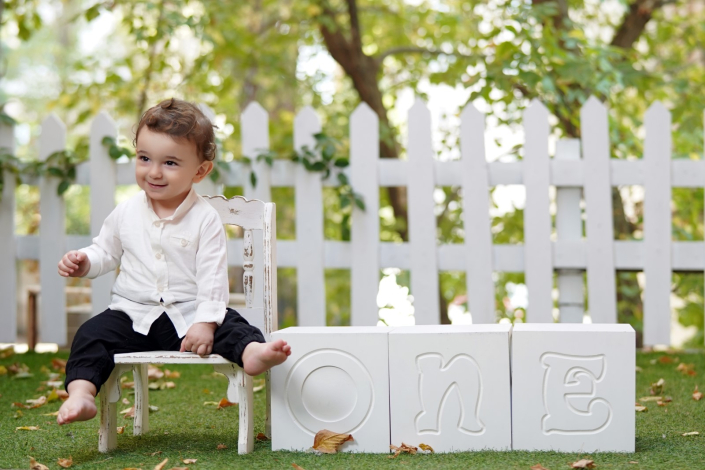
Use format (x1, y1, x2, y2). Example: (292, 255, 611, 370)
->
(65, 308, 265, 392)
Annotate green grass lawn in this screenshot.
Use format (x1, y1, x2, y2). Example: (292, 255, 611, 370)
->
(1, 350, 704, 470)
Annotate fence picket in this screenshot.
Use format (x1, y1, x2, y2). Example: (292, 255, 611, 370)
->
(523, 100, 553, 322)
(242, 102, 271, 309)
(39, 115, 68, 345)
(407, 98, 440, 324)
(643, 102, 672, 346)
(0, 120, 16, 342)
(242, 102, 272, 202)
(294, 107, 325, 326)
(582, 97, 617, 324)
(460, 104, 494, 323)
(554, 139, 584, 323)
(350, 103, 380, 326)
(89, 112, 118, 316)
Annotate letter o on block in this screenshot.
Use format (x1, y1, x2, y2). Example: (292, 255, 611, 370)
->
(271, 327, 392, 453)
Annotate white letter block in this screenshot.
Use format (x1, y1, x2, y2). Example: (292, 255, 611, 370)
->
(271, 327, 391, 453)
(511, 324, 635, 452)
(389, 325, 512, 452)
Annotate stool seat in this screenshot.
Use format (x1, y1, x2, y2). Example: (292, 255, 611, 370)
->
(114, 351, 233, 364)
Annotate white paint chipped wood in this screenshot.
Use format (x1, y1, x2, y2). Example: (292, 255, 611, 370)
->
(97, 195, 277, 454)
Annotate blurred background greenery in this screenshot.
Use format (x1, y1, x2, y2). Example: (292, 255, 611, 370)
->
(2, 0, 704, 347)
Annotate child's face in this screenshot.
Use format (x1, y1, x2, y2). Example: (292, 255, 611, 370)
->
(135, 128, 213, 209)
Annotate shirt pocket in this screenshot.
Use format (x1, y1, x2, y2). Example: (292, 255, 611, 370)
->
(171, 232, 193, 249)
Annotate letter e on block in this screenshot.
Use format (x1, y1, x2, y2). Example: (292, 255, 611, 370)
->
(389, 325, 512, 452)
(511, 324, 635, 452)
(270, 327, 392, 453)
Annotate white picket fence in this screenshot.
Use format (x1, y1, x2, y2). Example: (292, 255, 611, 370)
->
(0, 97, 700, 347)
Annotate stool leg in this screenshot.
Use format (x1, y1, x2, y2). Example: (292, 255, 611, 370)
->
(133, 364, 149, 435)
(237, 370, 254, 454)
(265, 370, 272, 438)
(99, 369, 120, 452)
(214, 363, 253, 454)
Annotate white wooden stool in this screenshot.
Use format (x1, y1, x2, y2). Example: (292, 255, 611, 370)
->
(97, 196, 278, 454)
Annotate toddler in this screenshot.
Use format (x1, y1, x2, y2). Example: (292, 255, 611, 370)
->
(57, 98, 290, 425)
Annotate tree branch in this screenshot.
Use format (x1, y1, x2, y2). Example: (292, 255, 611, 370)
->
(346, 0, 362, 51)
(611, 0, 674, 49)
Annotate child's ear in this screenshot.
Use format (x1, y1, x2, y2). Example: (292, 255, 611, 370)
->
(193, 160, 214, 183)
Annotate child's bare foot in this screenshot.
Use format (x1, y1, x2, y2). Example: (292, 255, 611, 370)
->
(242, 339, 291, 376)
(57, 380, 97, 425)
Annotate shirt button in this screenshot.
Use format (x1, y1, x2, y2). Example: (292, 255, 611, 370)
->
(155, 252, 162, 260)
(157, 285, 163, 292)
(154, 221, 161, 227)
(181, 239, 188, 247)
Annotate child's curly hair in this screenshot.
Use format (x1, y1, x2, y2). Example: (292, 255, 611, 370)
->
(134, 98, 217, 162)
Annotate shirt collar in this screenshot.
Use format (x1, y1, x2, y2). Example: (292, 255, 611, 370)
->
(143, 187, 199, 222)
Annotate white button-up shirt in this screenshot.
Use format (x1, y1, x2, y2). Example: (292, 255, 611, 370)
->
(80, 188, 229, 337)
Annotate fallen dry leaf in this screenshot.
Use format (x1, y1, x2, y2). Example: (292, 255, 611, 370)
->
(203, 401, 219, 406)
(51, 358, 67, 372)
(0, 365, 7, 376)
(164, 369, 181, 379)
(14, 410, 23, 419)
(217, 443, 228, 450)
(693, 386, 703, 401)
(41, 411, 59, 417)
(312, 429, 354, 454)
(182, 458, 197, 464)
(153, 458, 168, 470)
(650, 378, 665, 395)
(419, 443, 434, 453)
(635, 405, 647, 412)
(531, 465, 550, 470)
(676, 363, 697, 376)
(389, 442, 418, 458)
(658, 355, 674, 364)
(571, 459, 596, 469)
(150, 451, 163, 456)
(292, 464, 305, 470)
(148, 365, 165, 380)
(638, 396, 662, 402)
(122, 381, 135, 389)
(122, 398, 130, 405)
(57, 456, 73, 468)
(256, 433, 270, 441)
(169, 467, 188, 470)
(0, 345, 14, 359)
(120, 406, 135, 418)
(26, 396, 47, 407)
(681, 431, 699, 436)
(16, 426, 41, 431)
(29, 457, 49, 470)
(149, 405, 159, 412)
(117, 426, 125, 434)
(46, 389, 60, 403)
(628, 461, 638, 464)
(216, 398, 236, 410)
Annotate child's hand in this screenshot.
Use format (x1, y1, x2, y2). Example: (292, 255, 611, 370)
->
(181, 322, 217, 356)
(58, 250, 91, 278)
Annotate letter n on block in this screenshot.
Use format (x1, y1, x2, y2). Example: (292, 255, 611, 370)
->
(270, 327, 391, 453)
(511, 324, 635, 452)
(389, 325, 512, 452)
